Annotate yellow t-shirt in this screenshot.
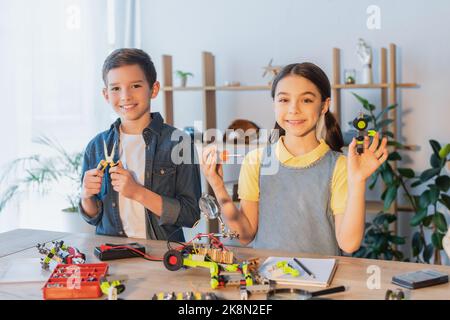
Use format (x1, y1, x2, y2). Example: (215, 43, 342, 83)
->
(238, 137, 348, 215)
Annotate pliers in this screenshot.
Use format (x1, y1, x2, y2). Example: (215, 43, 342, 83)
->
(96, 140, 120, 172)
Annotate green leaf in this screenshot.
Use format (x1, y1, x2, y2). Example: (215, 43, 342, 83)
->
(439, 144, 450, 160)
(381, 168, 394, 185)
(398, 168, 415, 179)
(373, 213, 396, 226)
(352, 247, 367, 258)
(430, 153, 443, 168)
(368, 104, 376, 112)
(431, 232, 444, 250)
(385, 214, 397, 224)
(368, 252, 378, 259)
(423, 215, 434, 227)
(368, 172, 379, 190)
(439, 194, 450, 210)
(352, 93, 372, 111)
(412, 232, 423, 256)
(429, 140, 442, 157)
(420, 168, 440, 182)
(411, 180, 423, 188)
(419, 190, 431, 209)
(435, 175, 450, 192)
(376, 104, 397, 121)
(433, 212, 448, 233)
(388, 235, 405, 245)
(423, 244, 434, 263)
(383, 186, 397, 211)
(375, 236, 388, 252)
(410, 208, 428, 226)
(388, 151, 402, 161)
(0, 185, 20, 212)
(428, 185, 440, 205)
(384, 251, 393, 260)
(393, 251, 404, 261)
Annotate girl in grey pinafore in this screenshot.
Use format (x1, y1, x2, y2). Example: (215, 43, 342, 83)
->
(253, 143, 342, 256)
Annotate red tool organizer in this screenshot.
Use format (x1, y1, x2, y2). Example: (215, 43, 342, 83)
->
(43, 263, 109, 300)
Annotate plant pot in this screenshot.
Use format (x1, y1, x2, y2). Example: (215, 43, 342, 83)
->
(180, 77, 187, 87)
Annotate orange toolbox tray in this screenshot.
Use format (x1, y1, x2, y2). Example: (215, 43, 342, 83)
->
(43, 263, 109, 300)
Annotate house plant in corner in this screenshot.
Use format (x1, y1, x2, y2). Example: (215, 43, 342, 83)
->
(0, 136, 94, 233)
(350, 93, 450, 264)
(349, 93, 406, 261)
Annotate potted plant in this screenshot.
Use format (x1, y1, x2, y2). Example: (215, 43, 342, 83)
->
(0, 136, 94, 233)
(349, 93, 407, 261)
(350, 93, 450, 264)
(175, 70, 193, 87)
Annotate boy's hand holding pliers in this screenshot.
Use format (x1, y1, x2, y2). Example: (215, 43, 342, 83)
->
(81, 140, 124, 200)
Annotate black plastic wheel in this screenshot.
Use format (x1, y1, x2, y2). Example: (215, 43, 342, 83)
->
(163, 250, 183, 271)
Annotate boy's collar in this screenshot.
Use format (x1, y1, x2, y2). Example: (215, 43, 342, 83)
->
(111, 112, 164, 136)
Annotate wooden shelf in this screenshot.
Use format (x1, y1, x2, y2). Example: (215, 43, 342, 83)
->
(213, 85, 271, 91)
(162, 86, 204, 91)
(162, 85, 271, 92)
(332, 83, 418, 89)
(366, 200, 415, 214)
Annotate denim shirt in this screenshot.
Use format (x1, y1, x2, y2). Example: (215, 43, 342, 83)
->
(78, 112, 201, 242)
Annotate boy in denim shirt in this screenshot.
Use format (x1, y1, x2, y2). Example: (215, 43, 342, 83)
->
(79, 48, 201, 241)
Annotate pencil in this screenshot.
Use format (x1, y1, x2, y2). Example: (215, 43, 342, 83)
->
(293, 257, 316, 279)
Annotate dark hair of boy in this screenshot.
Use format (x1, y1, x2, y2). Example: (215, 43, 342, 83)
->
(102, 48, 157, 87)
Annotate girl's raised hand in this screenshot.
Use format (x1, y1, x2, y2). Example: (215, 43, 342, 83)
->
(200, 144, 224, 189)
(347, 132, 388, 183)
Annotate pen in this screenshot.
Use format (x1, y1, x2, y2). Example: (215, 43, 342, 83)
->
(293, 257, 316, 279)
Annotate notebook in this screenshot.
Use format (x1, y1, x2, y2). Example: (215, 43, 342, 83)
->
(258, 256, 338, 288)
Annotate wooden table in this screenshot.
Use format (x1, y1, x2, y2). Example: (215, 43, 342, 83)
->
(1, 229, 450, 300)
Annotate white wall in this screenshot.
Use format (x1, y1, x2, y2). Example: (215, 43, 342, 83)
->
(140, 0, 450, 260)
(142, 0, 450, 167)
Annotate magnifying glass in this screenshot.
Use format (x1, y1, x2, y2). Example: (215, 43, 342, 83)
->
(198, 194, 238, 239)
(267, 285, 347, 300)
(199, 193, 226, 228)
(199, 194, 220, 220)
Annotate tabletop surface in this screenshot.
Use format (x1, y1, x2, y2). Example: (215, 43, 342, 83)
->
(1, 229, 450, 300)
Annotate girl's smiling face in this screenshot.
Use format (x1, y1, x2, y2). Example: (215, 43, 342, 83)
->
(274, 75, 330, 138)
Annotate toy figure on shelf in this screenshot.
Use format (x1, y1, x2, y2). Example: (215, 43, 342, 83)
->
(262, 59, 282, 85)
(352, 112, 377, 155)
(37, 241, 86, 271)
(357, 38, 373, 84)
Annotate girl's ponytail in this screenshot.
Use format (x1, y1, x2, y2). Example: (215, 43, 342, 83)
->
(324, 111, 344, 152)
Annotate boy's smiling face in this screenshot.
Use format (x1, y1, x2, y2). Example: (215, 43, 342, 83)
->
(103, 64, 159, 123)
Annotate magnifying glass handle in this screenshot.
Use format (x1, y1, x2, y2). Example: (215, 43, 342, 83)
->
(310, 285, 347, 298)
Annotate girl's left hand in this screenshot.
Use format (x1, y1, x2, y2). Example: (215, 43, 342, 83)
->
(347, 132, 388, 183)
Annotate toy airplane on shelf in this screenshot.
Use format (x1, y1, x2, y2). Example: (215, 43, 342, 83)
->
(262, 58, 283, 83)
